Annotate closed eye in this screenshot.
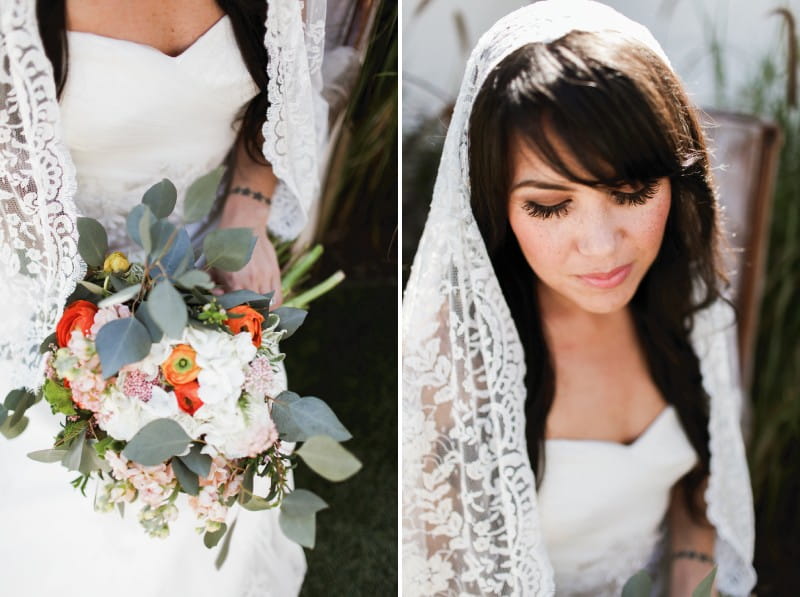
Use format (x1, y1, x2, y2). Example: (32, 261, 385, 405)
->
(522, 199, 571, 219)
(610, 179, 660, 206)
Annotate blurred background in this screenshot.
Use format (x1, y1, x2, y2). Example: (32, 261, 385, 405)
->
(288, 0, 397, 595)
(403, 1, 799, 595)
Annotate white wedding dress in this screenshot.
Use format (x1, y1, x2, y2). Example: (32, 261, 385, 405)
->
(537, 405, 697, 596)
(0, 15, 306, 597)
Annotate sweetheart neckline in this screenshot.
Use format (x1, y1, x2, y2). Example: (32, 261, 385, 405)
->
(66, 15, 228, 60)
(545, 404, 676, 449)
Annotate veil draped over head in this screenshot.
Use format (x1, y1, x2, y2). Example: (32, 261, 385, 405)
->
(0, 0, 328, 399)
(402, 1, 756, 595)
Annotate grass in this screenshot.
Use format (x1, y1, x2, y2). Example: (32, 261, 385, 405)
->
(283, 281, 397, 596)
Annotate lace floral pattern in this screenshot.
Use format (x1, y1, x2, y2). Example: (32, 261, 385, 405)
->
(0, 0, 84, 397)
(403, 2, 755, 596)
(262, 0, 327, 240)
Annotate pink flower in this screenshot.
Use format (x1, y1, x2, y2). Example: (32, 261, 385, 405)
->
(243, 356, 277, 400)
(90, 304, 132, 337)
(121, 370, 157, 403)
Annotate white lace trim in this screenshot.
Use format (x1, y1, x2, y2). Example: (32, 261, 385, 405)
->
(0, 0, 84, 397)
(262, 0, 327, 240)
(402, 2, 756, 596)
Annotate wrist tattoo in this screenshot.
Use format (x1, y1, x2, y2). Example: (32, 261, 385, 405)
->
(670, 550, 715, 565)
(230, 186, 272, 206)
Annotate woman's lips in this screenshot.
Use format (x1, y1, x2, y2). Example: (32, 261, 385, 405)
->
(577, 263, 633, 289)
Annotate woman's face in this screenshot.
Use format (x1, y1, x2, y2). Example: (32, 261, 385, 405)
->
(507, 135, 671, 315)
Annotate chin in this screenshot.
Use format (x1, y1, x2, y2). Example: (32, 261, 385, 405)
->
(563, 283, 638, 315)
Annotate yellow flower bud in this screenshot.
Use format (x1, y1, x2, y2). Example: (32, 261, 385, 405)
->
(103, 251, 130, 273)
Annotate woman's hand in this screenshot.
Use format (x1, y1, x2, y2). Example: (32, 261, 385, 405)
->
(212, 135, 283, 306)
(668, 478, 717, 597)
(213, 193, 283, 305)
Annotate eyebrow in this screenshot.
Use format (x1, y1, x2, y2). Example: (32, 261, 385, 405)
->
(509, 179, 576, 192)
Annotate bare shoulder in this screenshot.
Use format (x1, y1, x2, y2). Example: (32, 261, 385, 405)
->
(65, 0, 225, 56)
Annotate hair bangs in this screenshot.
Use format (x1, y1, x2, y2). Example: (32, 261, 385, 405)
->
(502, 42, 683, 189)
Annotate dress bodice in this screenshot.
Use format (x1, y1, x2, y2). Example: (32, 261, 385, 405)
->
(537, 405, 698, 596)
(60, 15, 259, 251)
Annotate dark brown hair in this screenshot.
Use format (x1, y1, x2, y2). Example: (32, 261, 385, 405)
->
(37, 0, 270, 165)
(468, 31, 727, 516)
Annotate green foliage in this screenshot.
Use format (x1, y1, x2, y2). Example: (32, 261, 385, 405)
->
(214, 518, 237, 569)
(43, 378, 76, 416)
(142, 179, 177, 219)
(171, 457, 199, 496)
(692, 567, 716, 597)
(178, 443, 212, 478)
(296, 435, 362, 482)
(279, 489, 328, 549)
(203, 228, 257, 272)
(121, 418, 191, 466)
(77, 217, 108, 268)
(273, 307, 307, 339)
(271, 391, 352, 442)
(126, 204, 154, 249)
(97, 283, 142, 309)
(184, 166, 224, 223)
(203, 522, 227, 549)
(148, 281, 187, 339)
(95, 317, 152, 378)
(621, 570, 652, 597)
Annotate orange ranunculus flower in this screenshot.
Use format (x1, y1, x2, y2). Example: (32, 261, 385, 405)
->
(162, 344, 201, 386)
(173, 381, 203, 416)
(56, 300, 99, 347)
(224, 305, 265, 347)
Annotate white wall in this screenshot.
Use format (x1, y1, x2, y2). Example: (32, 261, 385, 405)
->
(402, 0, 799, 132)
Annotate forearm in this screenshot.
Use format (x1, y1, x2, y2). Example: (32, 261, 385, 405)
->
(222, 135, 277, 229)
(668, 477, 717, 596)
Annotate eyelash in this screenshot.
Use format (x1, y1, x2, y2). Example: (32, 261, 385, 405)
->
(521, 181, 660, 219)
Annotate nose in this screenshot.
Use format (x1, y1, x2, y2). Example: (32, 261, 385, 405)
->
(575, 200, 620, 258)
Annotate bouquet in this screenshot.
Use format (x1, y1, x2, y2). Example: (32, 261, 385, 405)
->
(0, 171, 358, 561)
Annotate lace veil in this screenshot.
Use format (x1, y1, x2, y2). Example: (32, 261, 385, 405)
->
(0, 0, 328, 399)
(402, 1, 756, 595)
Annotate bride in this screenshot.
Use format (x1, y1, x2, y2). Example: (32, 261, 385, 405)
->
(403, 2, 756, 596)
(0, 0, 329, 595)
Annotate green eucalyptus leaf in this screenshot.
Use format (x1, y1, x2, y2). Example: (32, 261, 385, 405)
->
(692, 567, 717, 597)
(138, 206, 154, 254)
(0, 415, 28, 439)
(278, 489, 328, 549)
(296, 435, 362, 482)
(0, 404, 6, 427)
(184, 166, 224, 223)
(273, 307, 307, 339)
(79, 441, 110, 475)
(178, 443, 212, 478)
(280, 489, 328, 518)
(239, 463, 256, 505)
(203, 228, 256, 272)
(148, 220, 178, 261)
(204, 522, 227, 549)
(98, 283, 142, 308)
(135, 300, 164, 343)
(142, 179, 177, 219)
(95, 317, 152, 378)
(176, 269, 215, 291)
(4, 388, 27, 410)
(172, 457, 199, 496)
(8, 389, 36, 427)
(271, 392, 352, 442)
(78, 280, 105, 295)
(126, 204, 153, 248)
(28, 448, 69, 463)
(214, 518, 237, 570)
(39, 332, 57, 354)
(621, 570, 653, 597)
(61, 430, 85, 471)
(109, 275, 128, 292)
(77, 217, 108, 268)
(240, 495, 276, 511)
(122, 419, 191, 466)
(217, 290, 269, 310)
(148, 281, 187, 339)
